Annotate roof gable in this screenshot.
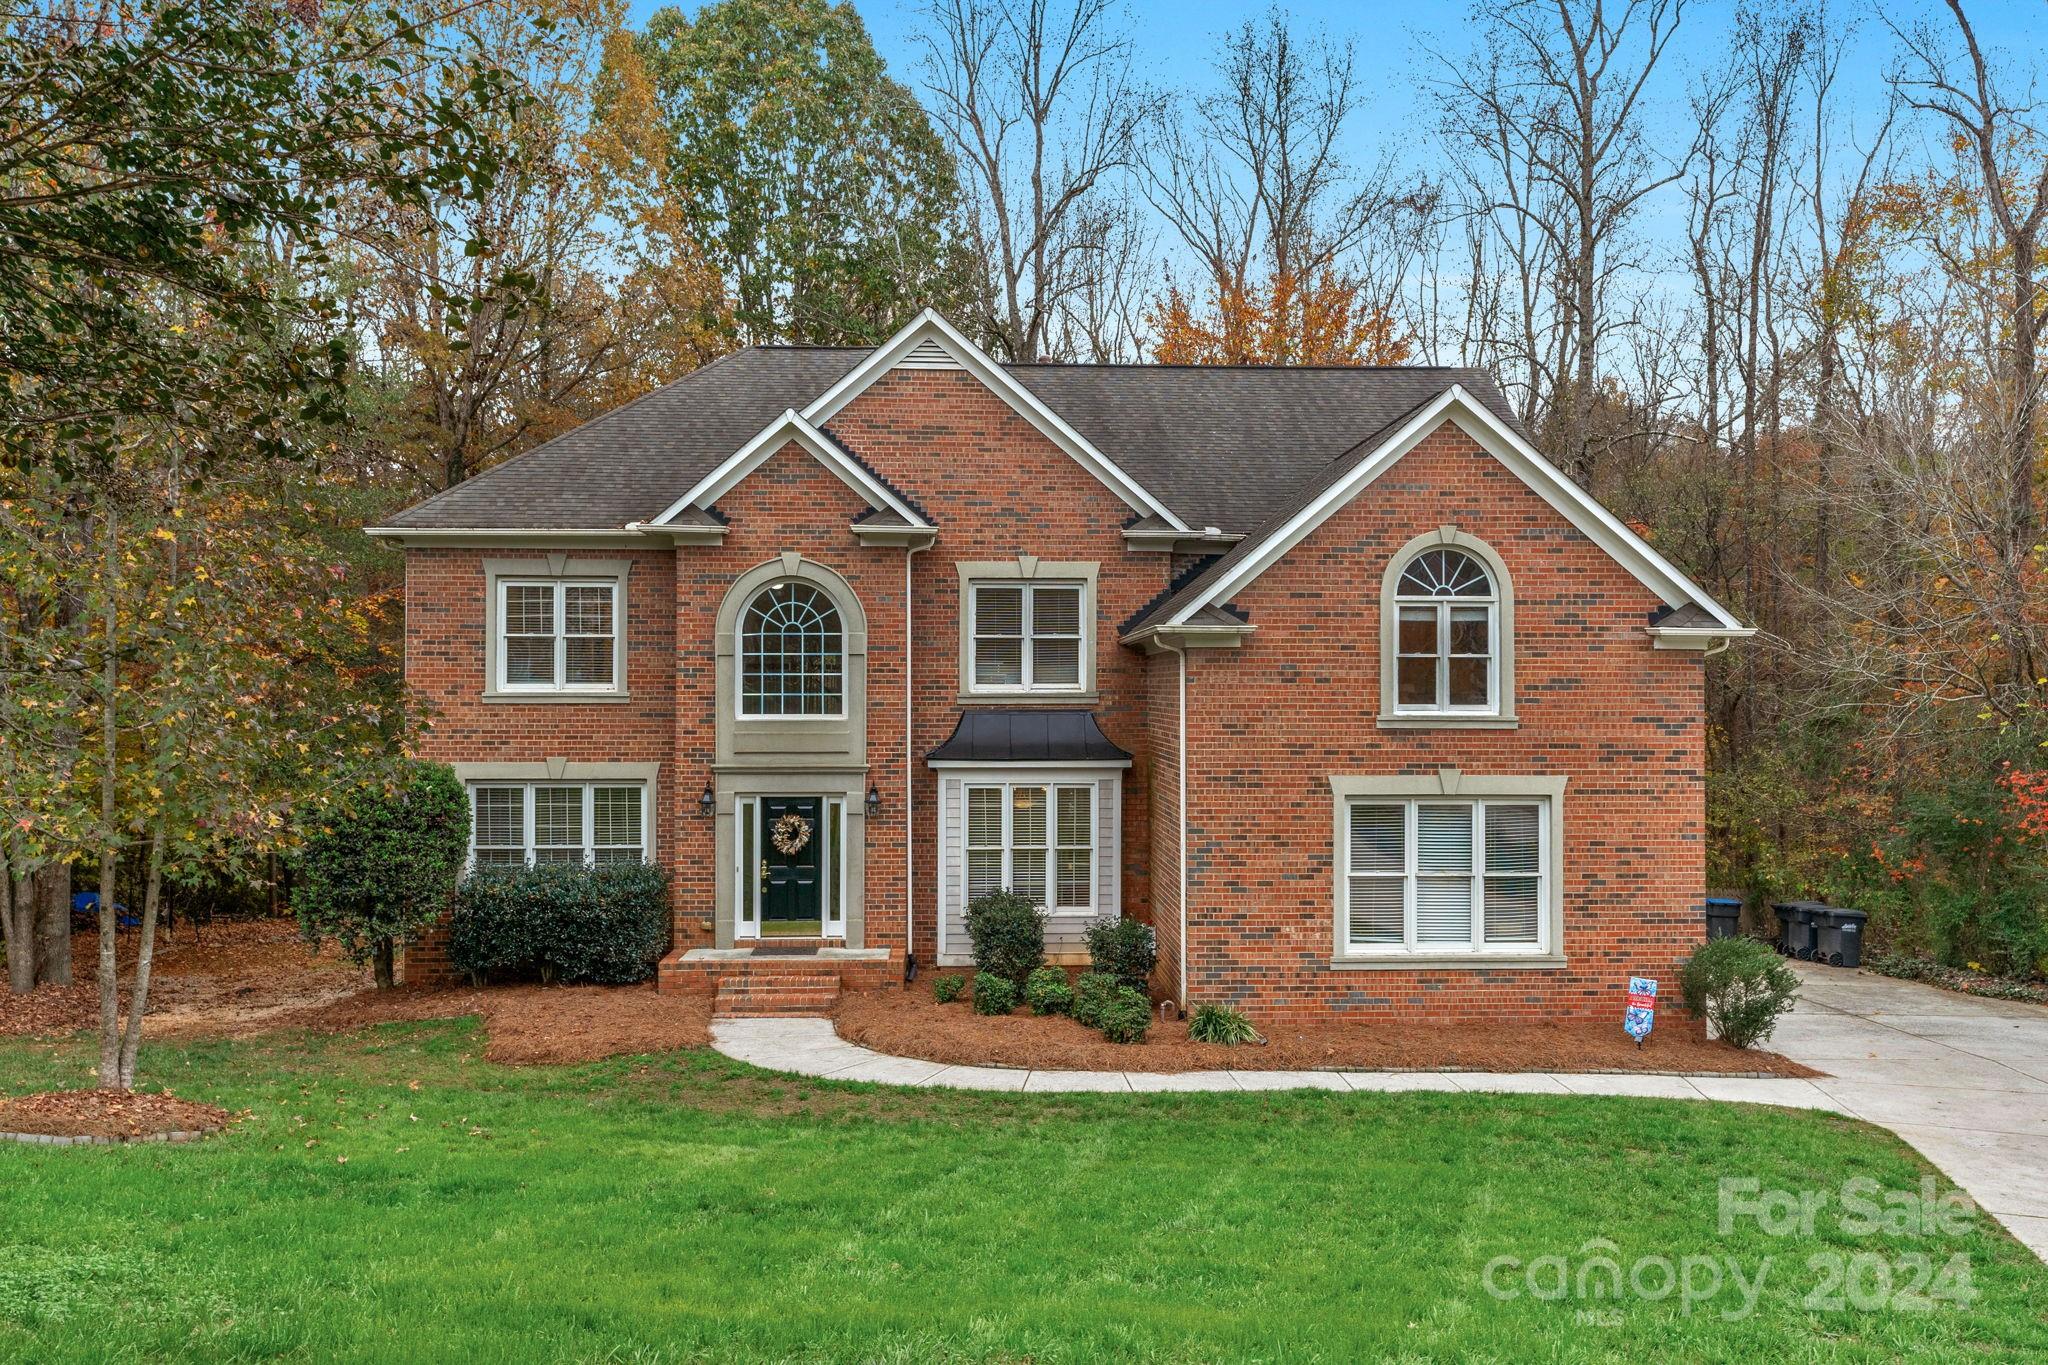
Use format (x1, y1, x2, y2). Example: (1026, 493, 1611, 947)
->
(801, 310, 1191, 532)
(642, 409, 932, 531)
(1147, 386, 1745, 634)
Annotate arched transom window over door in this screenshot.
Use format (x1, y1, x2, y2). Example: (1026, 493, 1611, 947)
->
(1394, 548, 1498, 713)
(740, 581, 844, 717)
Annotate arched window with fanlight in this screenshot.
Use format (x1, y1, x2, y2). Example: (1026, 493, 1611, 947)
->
(740, 581, 844, 717)
(1383, 537, 1513, 720)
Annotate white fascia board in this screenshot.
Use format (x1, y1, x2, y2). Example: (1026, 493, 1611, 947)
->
(800, 309, 1192, 533)
(1649, 625, 1758, 651)
(646, 409, 930, 530)
(1163, 386, 1746, 632)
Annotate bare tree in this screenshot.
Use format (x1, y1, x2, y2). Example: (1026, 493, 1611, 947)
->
(1891, 0, 2048, 548)
(1430, 0, 1692, 486)
(918, 0, 1152, 361)
(1143, 7, 1431, 360)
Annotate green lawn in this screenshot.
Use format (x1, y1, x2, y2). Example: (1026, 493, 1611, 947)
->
(2, 1021, 2045, 1362)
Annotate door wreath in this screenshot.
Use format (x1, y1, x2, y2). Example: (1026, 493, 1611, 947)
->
(769, 811, 813, 856)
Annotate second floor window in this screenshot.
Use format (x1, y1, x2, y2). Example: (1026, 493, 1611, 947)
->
(971, 582, 1083, 691)
(499, 580, 618, 692)
(1393, 548, 1497, 713)
(740, 581, 844, 717)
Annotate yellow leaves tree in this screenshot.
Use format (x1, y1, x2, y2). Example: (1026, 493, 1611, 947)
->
(1149, 269, 1412, 367)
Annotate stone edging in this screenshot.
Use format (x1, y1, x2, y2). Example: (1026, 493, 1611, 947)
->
(1, 1128, 216, 1147)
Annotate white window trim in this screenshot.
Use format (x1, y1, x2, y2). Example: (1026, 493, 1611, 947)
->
(467, 781, 650, 869)
(1392, 598, 1499, 715)
(732, 795, 847, 940)
(962, 779, 1099, 917)
(482, 558, 630, 702)
(956, 559, 1098, 702)
(736, 580, 848, 722)
(1378, 529, 1517, 729)
(1328, 772, 1565, 969)
(968, 581, 1086, 695)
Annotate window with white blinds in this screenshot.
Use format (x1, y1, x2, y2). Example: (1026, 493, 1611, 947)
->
(469, 783, 647, 867)
(970, 582, 1084, 691)
(963, 781, 1095, 912)
(1342, 798, 1547, 953)
(497, 579, 619, 692)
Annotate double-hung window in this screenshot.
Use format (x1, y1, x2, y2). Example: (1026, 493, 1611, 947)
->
(471, 783, 647, 867)
(964, 782, 1095, 913)
(1392, 548, 1496, 714)
(1342, 797, 1547, 954)
(970, 582, 1084, 691)
(498, 579, 619, 692)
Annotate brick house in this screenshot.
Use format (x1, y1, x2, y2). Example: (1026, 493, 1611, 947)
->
(371, 310, 1749, 1021)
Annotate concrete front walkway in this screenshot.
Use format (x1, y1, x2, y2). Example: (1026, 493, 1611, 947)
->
(709, 1021, 1847, 1105)
(712, 963, 2048, 1261)
(1770, 962, 2048, 1260)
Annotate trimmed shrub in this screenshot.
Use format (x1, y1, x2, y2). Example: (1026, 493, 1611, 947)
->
(294, 762, 470, 988)
(1681, 936, 1800, 1049)
(1097, 986, 1151, 1044)
(1187, 1002, 1258, 1045)
(972, 972, 1018, 1016)
(1084, 917, 1156, 993)
(448, 861, 671, 985)
(1072, 971, 1120, 1029)
(964, 890, 1045, 987)
(932, 973, 966, 1004)
(1024, 966, 1074, 1016)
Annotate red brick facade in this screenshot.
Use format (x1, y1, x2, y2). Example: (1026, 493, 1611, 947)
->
(401, 368, 1708, 1019)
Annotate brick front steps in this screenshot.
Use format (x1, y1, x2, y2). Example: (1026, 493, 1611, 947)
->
(658, 946, 900, 1019)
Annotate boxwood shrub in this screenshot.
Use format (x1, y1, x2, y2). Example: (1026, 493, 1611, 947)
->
(932, 973, 966, 1004)
(448, 861, 671, 986)
(964, 890, 1045, 987)
(1024, 965, 1074, 1016)
(1084, 917, 1156, 993)
(1097, 986, 1152, 1044)
(1072, 971, 1120, 1029)
(1680, 936, 1799, 1048)
(972, 972, 1018, 1016)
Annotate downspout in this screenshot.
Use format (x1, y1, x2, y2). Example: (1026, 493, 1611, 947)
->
(1161, 636, 1190, 1012)
(903, 541, 928, 980)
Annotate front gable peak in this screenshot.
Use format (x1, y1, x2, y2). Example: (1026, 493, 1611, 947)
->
(801, 310, 1192, 532)
(640, 408, 931, 533)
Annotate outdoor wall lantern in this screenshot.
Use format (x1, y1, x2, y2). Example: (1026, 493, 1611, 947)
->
(698, 783, 715, 818)
(866, 783, 881, 817)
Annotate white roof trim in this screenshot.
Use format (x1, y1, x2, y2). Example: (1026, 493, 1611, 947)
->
(799, 309, 1191, 532)
(646, 409, 931, 530)
(1163, 385, 1745, 631)
(363, 526, 654, 547)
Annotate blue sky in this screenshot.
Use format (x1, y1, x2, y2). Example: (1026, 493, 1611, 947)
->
(621, 0, 2043, 165)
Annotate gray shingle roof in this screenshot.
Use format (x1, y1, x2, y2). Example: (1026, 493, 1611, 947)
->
(378, 347, 1522, 535)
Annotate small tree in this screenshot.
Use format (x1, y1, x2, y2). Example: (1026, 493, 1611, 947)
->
(295, 763, 470, 987)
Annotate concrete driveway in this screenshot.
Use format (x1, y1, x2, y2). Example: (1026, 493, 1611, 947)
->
(1774, 963, 2048, 1259)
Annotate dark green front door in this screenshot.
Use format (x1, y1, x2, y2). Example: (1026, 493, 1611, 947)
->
(760, 796, 823, 936)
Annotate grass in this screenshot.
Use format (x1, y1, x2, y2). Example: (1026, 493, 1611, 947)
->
(2, 1021, 2046, 1362)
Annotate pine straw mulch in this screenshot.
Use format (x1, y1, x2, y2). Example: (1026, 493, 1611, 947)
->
(0, 918, 710, 1066)
(273, 982, 711, 1065)
(836, 989, 1822, 1077)
(0, 1088, 234, 1140)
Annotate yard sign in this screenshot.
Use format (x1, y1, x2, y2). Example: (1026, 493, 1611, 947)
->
(1624, 977, 1657, 1044)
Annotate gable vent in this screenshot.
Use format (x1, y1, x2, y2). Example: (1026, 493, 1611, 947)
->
(895, 337, 962, 370)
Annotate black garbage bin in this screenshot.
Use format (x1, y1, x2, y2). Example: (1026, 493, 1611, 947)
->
(1814, 907, 1868, 968)
(1704, 896, 1742, 940)
(1772, 901, 1824, 959)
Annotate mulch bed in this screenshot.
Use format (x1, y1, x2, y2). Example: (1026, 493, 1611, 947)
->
(0, 1088, 233, 1141)
(836, 989, 1821, 1077)
(0, 918, 709, 1065)
(279, 982, 711, 1065)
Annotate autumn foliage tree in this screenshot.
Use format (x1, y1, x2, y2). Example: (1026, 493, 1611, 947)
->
(1150, 269, 1412, 366)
